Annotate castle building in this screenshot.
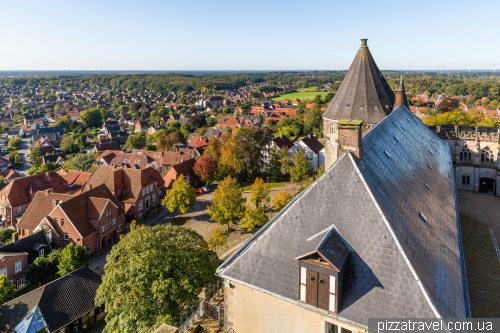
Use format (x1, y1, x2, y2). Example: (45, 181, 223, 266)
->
(217, 40, 470, 333)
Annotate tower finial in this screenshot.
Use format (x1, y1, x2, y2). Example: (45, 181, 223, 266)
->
(360, 39, 368, 47)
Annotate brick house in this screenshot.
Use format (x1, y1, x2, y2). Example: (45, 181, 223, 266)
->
(0, 172, 70, 228)
(163, 158, 198, 189)
(84, 166, 165, 221)
(0, 231, 52, 291)
(16, 185, 125, 255)
(134, 120, 148, 132)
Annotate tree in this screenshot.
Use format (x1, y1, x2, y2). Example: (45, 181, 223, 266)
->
(95, 223, 220, 332)
(0, 275, 15, 305)
(208, 176, 245, 230)
(266, 146, 282, 181)
(272, 189, 292, 212)
(162, 176, 196, 219)
(279, 147, 293, 176)
(188, 114, 207, 129)
(26, 249, 61, 285)
(235, 127, 273, 180)
(193, 155, 218, 185)
(58, 243, 89, 276)
(241, 205, 269, 233)
(290, 149, 311, 187)
(0, 228, 15, 244)
(8, 137, 22, 149)
(157, 130, 184, 152)
(250, 177, 270, 209)
(125, 131, 147, 150)
(71, 153, 95, 172)
(204, 137, 221, 161)
(78, 135, 87, 152)
(80, 108, 103, 128)
(60, 136, 75, 153)
(219, 133, 242, 178)
(206, 223, 229, 250)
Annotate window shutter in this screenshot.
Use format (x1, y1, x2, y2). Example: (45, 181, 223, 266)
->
(318, 273, 329, 310)
(306, 270, 318, 306)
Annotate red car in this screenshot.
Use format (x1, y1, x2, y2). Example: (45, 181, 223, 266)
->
(195, 188, 204, 194)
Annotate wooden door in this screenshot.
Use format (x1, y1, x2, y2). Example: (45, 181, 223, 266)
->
(318, 273, 330, 310)
(306, 270, 318, 306)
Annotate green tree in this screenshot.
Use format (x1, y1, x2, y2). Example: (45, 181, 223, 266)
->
(250, 177, 270, 209)
(206, 223, 229, 250)
(58, 243, 90, 276)
(95, 223, 220, 332)
(0, 228, 15, 244)
(26, 249, 61, 284)
(162, 176, 196, 218)
(0, 275, 15, 305)
(125, 131, 147, 150)
(71, 153, 95, 172)
(8, 137, 22, 149)
(279, 147, 292, 176)
(234, 127, 273, 181)
(80, 108, 103, 128)
(241, 205, 269, 233)
(290, 149, 311, 187)
(208, 176, 245, 230)
(272, 189, 292, 212)
(60, 136, 75, 153)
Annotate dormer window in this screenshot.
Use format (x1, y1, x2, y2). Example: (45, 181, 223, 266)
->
(295, 228, 349, 315)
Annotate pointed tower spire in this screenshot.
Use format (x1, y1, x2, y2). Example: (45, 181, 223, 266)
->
(393, 76, 410, 110)
(322, 39, 395, 124)
(323, 39, 395, 169)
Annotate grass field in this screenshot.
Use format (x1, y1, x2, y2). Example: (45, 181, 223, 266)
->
(273, 88, 329, 102)
(240, 181, 289, 191)
(460, 214, 500, 317)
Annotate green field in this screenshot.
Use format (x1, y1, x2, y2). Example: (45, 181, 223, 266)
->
(273, 88, 329, 102)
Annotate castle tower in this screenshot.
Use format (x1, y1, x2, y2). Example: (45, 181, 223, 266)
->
(323, 39, 395, 169)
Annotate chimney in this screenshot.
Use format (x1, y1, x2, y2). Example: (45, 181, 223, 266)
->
(45, 189, 51, 195)
(12, 232, 18, 242)
(89, 184, 92, 190)
(53, 199, 59, 208)
(336, 120, 364, 162)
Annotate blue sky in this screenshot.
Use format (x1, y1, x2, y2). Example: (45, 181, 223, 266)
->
(1, 0, 499, 71)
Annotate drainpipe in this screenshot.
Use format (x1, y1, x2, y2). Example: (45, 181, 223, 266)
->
(96, 229, 99, 256)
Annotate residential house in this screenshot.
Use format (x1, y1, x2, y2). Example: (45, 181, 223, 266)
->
(83, 166, 165, 221)
(62, 170, 92, 190)
(7, 128, 23, 139)
(217, 116, 240, 131)
(188, 136, 208, 148)
(0, 172, 70, 228)
(41, 153, 66, 166)
(289, 134, 325, 171)
(205, 96, 224, 107)
(271, 134, 294, 150)
(68, 112, 81, 121)
(0, 231, 52, 291)
(163, 158, 198, 189)
(0, 155, 10, 171)
(134, 120, 148, 132)
(16, 184, 125, 254)
(204, 127, 226, 138)
(0, 266, 105, 333)
(0, 170, 22, 183)
(37, 127, 64, 136)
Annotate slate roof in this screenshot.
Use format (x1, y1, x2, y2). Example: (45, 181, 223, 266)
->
(204, 127, 226, 138)
(323, 39, 395, 124)
(0, 231, 51, 265)
(296, 135, 324, 154)
(217, 106, 469, 326)
(0, 267, 101, 333)
(272, 135, 294, 149)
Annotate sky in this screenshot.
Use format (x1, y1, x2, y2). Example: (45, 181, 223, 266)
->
(1, 0, 499, 71)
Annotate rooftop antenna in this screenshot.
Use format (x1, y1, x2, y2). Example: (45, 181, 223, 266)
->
(440, 64, 443, 73)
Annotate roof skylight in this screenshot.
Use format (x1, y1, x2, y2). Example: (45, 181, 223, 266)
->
(419, 212, 428, 224)
(384, 150, 391, 158)
(394, 135, 400, 142)
(424, 183, 430, 191)
(427, 163, 432, 170)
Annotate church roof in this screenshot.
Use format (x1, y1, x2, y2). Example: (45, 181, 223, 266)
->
(217, 106, 469, 325)
(323, 39, 395, 124)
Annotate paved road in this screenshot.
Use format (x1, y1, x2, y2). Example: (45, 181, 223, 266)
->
(18, 135, 31, 176)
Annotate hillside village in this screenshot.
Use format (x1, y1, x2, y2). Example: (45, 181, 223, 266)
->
(0, 41, 499, 333)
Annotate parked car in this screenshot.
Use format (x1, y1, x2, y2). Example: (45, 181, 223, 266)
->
(202, 187, 210, 193)
(195, 188, 204, 194)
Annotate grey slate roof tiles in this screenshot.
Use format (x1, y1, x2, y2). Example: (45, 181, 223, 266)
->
(218, 106, 468, 326)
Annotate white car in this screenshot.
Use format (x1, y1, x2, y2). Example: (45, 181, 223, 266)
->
(202, 187, 210, 193)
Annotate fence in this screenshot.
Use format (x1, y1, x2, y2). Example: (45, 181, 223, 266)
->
(174, 279, 224, 333)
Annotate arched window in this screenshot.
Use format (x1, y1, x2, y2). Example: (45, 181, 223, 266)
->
(459, 144, 472, 161)
(481, 147, 495, 163)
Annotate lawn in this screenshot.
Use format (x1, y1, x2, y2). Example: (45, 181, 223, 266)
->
(273, 88, 329, 102)
(240, 181, 289, 191)
(460, 214, 500, 317)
